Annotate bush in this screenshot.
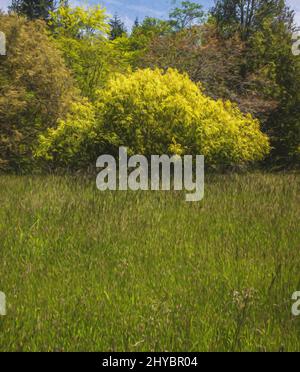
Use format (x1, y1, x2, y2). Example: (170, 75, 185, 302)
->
(37, 68, 270, 168)
(36, 100, 100, 169)
(0, 14, 78, 172)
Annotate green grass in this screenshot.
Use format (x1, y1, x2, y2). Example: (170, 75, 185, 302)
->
(0, 173, 299, 351)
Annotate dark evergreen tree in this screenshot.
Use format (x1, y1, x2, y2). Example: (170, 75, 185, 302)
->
(9, 0, 60, 20)
(109, 14, 127, 40)
(132, 17, 139, 32)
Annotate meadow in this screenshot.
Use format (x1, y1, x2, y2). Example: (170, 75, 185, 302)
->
(0, 173, 299, 352)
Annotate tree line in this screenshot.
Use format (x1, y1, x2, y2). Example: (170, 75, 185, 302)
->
(0, 0, 299, 172)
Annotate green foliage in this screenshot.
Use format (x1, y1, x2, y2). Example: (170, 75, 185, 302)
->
(122, 17, 173, 68)
(109, 14, 127, 40)
(212, 0, 294, 40)
(243, 9, 300, 165)
(0, 14, 77, 172)
(141, 23, 280, 119)
(35, 100, 99, 168)
(49, 5, 129, 100)
(210, 0, 299, 165)
(2, 1, 299, 169)
(9, 0, 58, 20)
(37, 68, 270, 168)
(169, 1, 206, 30)
(49, 4, 109, 38)
(132, 17, 173, 38)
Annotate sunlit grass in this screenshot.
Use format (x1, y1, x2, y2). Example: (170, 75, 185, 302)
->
(0, 173, 299, 351)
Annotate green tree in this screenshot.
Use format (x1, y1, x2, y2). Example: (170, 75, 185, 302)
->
(110, 17, 173, 69)
(251, 19, 300, 165)
(141, 23, 278, 119)
(169, 1, 206, 30)
(211, 0, 299, 166)
(109, 14, 127, 40)
(49, 5, 114, 100)
(132, 17, 172, 38)
(132, 17, 140, 32)
(0, 14, 78, 172)
(49, 4, 108, 38)
(9, 0, 60, 20)
(212, 0, 294, 40)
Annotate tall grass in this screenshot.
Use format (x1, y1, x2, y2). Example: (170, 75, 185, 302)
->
(0, 173, 299, 351)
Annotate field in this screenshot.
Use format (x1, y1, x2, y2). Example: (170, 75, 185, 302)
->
(0, 173, 299, 352)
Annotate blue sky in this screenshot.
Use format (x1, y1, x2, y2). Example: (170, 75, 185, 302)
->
(90, 0, 214, 30)
(0, 0, 299, 30)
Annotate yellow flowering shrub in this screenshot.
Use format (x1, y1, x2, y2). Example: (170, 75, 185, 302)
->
(37, 68, 270, 167)
(96, 68, 270, 164)
(36, 99, 99, 167)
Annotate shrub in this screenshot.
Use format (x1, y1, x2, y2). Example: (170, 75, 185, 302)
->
(36, 100, 100, 169)
(0, 14, 78, 172)
(37, 68, 270, 168)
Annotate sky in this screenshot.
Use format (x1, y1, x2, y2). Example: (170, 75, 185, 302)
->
(0, 0, 299, 31)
